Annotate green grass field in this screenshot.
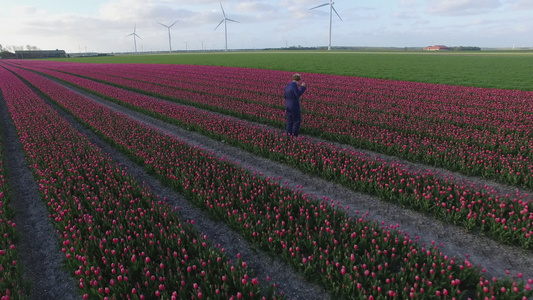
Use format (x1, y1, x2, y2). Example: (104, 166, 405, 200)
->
(51, 50, 533, 91)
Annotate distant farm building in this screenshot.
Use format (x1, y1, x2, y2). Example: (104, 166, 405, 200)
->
(423, 45, 450, 51)
(15, 49, 67, 59)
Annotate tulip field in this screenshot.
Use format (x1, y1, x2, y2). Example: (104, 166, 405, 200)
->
(0, 58, 532, 299)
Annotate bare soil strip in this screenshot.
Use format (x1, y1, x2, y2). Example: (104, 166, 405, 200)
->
(0, 95, 80, 300)
(36, 80, 329, 300)
(51, 78, 533, 283)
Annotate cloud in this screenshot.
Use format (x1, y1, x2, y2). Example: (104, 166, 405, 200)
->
(10, 5, 40, 16)
(400, 0, 417, 7)
(392, 9, 419, 20)
(341, 6, 378, 22)
(508, 0, 533, 10)
(427, 0, 502, 15)
(236, 1, 275, 13)
(99, 0, 156, 21)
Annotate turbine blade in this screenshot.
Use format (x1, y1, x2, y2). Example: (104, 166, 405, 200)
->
(226, 18, 239, 23)
(157, 21, 168, 27)
(135, 34, 142, 40)
(332, 6, 343, 21)
(309, 3, 329, 10)
(170, 20, 179, 27)
(220, 2, 226, 17)
(214, 19, 224, 30)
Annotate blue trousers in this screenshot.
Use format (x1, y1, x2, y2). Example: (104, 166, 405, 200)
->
(286, 107, 301, 137)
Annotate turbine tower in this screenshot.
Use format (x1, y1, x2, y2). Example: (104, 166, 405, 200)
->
(157, 20, 178, 52)
(126, 24, 142, 53)
(310, 0, 342, 51)
(214, 2, 240, 51)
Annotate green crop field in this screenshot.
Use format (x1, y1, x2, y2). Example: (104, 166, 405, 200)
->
(51, 50, 533, 91)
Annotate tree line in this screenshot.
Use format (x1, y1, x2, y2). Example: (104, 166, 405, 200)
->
(0, 44, 41, 53)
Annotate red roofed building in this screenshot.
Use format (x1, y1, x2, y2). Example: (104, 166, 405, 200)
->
(423, 45, 450, 51)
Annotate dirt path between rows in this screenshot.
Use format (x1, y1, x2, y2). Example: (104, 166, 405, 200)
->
(0, 94, 80, 300)
(50, 77, 533, 283)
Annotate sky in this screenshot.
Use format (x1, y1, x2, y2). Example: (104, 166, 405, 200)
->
(0, 0, 531, 53)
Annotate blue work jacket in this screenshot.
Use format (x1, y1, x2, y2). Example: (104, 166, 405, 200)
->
(284, 81, 307, 110)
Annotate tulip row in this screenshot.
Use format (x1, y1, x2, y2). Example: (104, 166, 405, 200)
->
(20, 61, 533, 190)
(0, 98, 25, 299)
(0, 65, 282, 300)
(6, 63, 532, 299)
(17, 63, 533, 250)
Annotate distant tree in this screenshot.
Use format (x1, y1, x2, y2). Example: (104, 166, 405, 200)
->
(450, 46, 481, 51)
(25, 45, 40, 50)
(4, 45, 40, 51)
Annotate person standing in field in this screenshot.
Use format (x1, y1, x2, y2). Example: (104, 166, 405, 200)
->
(284, 73, 307, 137)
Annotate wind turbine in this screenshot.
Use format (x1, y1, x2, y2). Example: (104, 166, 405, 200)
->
(310, 0, 342, 51)
(157, 20, 178, 52)
(214, 2, 240, 51)
(126, 24, 142, 53)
